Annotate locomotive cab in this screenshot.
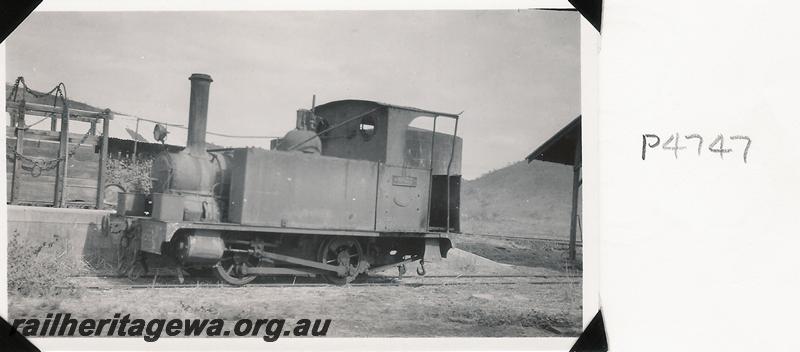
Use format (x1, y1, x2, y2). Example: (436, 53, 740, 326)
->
(112, 73, 463, 285)
(312, 99, 463, 235)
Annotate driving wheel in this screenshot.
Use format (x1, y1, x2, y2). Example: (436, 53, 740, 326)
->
(317, 237, 365, 285)
(214, 254, 258, 286)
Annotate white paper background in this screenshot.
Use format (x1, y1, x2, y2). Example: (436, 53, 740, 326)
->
(600, 1, 800, 351)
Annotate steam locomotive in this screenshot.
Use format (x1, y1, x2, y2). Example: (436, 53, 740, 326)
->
(110, 73, 462, 285)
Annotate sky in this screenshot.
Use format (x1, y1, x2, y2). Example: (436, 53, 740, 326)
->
(5, 11, 579, 179)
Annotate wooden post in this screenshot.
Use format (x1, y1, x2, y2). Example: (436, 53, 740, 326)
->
(50, 113, 57, 131)
(95, 110, 111, 209)
(10, 100, 26, 204)
(568, 138, 582, 261)
(54, 104, 70, 207)
(132, 117, 140, 163)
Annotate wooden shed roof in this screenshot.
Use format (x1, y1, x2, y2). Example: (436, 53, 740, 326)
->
(526, 116, 581, 166)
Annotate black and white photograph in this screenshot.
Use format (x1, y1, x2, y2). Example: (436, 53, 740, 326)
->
(11, 1, 800, 352)
(2, 4, 588, 349)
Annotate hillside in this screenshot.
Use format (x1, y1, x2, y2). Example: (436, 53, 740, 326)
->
(460, 160, 579, 239)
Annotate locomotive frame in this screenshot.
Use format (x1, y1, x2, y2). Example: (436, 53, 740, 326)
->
(109, 73, 462, 285)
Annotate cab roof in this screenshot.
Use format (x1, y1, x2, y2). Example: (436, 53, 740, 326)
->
(314, 99, 461, 119)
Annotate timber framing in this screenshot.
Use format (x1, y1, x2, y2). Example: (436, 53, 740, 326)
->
(6, 97, 112, 209)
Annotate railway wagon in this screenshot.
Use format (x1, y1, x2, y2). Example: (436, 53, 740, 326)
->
(109, 73, 462, 285)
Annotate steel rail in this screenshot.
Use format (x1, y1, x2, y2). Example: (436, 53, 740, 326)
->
(69, 274, 582, 290)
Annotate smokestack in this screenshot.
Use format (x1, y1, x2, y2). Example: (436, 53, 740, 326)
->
(187, 73, 213, 156)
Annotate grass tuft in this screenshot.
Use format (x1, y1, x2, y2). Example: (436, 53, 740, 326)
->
(8, 231, 85, 298)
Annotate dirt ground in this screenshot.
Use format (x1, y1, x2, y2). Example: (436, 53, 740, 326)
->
(9, 244, 583, 338)
(11, 280, 581, 337)
(453, 233, 583, 271)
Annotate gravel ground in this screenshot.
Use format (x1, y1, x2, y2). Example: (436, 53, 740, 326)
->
(453, 234, 583, 271)
(10, 281, 581, 337)
(9, 249, 582, 338)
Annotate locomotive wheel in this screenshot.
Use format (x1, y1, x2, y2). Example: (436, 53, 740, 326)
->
(317, 237, 365, 285)
(214, 254, 258, 286)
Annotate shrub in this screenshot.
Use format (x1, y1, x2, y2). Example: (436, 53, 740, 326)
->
(106, 157, 153, 193)
(8, 231, 85, 297)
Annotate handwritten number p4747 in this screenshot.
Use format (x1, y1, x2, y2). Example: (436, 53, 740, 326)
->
(641, 133, 749, 163)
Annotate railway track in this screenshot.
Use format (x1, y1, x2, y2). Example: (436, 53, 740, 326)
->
(70, 274, 581, 290)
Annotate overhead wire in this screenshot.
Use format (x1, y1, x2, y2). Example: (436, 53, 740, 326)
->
(114, 112, 280, 140)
